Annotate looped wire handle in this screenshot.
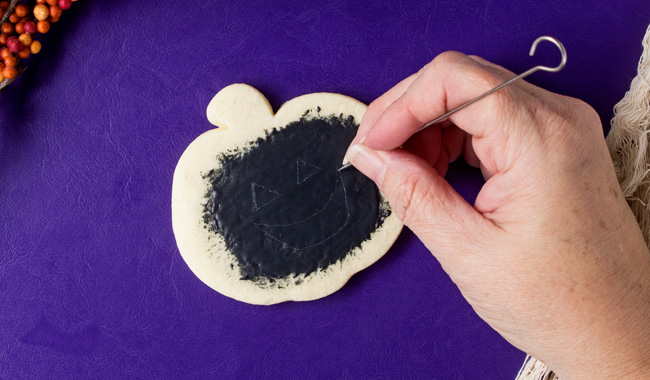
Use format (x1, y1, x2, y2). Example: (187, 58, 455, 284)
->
(415, 35, 567, 133)
(529, 35, 567, 73)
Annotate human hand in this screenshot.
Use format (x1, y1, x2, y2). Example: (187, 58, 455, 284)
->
(344, 52, 650, 380)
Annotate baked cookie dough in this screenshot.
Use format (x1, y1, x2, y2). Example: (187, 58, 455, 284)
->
(172, 84, 402, 305)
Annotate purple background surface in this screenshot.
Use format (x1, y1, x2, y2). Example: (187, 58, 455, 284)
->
(1, 1, 649, 379)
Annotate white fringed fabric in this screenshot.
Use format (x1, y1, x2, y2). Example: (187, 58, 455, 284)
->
(607, 23, 650, 239)
(515, 22, 650, 380)
(515, 356, 557, 380)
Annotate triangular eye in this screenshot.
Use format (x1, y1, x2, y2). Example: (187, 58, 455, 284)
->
(251, 182, 280, 211)
(296, 159, 321, 184)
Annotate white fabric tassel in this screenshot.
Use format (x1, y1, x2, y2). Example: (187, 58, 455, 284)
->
(515, 22, 650, 380)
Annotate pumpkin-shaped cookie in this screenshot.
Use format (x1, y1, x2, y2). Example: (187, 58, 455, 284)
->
(172, 84, 402, 305)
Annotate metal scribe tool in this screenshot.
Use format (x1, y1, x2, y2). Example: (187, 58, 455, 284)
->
(339, 35, 567, 171)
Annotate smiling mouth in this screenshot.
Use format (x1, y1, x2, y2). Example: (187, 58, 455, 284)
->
(254, 171, 350, 250)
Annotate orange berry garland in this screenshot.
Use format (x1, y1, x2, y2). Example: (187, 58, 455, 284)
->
(18, 32, 30, 46)
(3, 65, 17, 79)
(36, 19, 48, 33)
(14, 3, 26, 16)
(29, 38, 39, 53)
(17, 46, 28, 58)
(4, 54, 16, 66)
(49, 5, 60, 19)
(33, 4, 48, 20)
(2, 22, 13, 34)
(0, 0, 78, 90)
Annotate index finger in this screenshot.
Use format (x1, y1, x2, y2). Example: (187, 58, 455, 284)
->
(362, 51, 533, 151)
(349, 72, 418, 148)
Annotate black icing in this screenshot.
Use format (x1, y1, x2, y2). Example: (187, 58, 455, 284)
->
(203, 113, 390, 282)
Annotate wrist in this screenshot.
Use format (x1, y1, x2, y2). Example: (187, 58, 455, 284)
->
(550, 244, 650, 380)
(563, 357, 650, 380)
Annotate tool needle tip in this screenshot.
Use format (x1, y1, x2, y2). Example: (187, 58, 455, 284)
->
(338, 163, 352, 171)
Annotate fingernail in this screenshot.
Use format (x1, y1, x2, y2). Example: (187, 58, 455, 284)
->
(342, 135, 367, 166)
(346, 144, 385, 184)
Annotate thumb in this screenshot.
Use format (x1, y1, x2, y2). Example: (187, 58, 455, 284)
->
(346, 143, 493, 257)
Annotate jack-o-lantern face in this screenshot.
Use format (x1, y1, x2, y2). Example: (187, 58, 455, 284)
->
(251, 158, 349, 250)
(203, 115, 388, 281)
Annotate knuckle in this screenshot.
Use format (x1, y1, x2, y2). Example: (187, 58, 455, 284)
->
(524, 95, 605, 165)
(434, 51, 511, 92)
(432, 50, 468, 69)
(432, 51, 509, 95)
(540, 96, 599, 137)
(365, 98, 385, 117)
(474, 65, 510, 90)
(391, 172, 422, 223)
(406, 92, 428, 124)
(389, 169, 437, 225)
(568, 98, 600, 126)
